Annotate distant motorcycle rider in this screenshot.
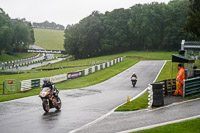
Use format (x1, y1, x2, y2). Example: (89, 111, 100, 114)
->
(42, 78, 59, 97)
(131, 72, 137, 87)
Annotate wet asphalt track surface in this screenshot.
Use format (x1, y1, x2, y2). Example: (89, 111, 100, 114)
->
(0, 61, 165, 133)
(76, 98, 200, 133)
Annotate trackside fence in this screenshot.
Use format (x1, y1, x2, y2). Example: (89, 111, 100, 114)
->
(3, 79, 20, 94)
(20, 57, 124, 92)
(0, 54, 41, 70)
(183, 76, 200, 97)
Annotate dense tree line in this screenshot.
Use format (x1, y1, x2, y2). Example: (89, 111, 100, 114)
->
(33, 21, 65, 30)
(64, 0, 197, 59)
(0, 8, 35, 55)
(184, 0, 200, 38)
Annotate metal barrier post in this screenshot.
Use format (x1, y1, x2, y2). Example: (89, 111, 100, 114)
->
(183, 79, 186, 98)
(3, 81, 5, 95)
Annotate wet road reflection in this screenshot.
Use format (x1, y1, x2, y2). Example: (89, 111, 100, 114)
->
(40, 110, 62, 131)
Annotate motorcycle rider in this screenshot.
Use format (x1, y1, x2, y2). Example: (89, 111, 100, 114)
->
(42, 78, 59, 97)
(131, 72, 137, 87)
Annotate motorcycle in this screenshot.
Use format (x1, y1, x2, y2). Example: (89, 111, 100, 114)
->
(39, 87, 61, 112)
(131, 77, 137, 87)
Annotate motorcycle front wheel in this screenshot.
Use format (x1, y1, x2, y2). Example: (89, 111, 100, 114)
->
(132, 81, 136, 87)
(42, 99, 50, 112)
(56, 97, 62, 110)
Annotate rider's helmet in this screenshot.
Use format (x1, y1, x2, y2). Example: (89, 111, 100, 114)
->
(43, 78, 50, 85)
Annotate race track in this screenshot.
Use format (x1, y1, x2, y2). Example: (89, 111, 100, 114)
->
(0, 61, 165, 133)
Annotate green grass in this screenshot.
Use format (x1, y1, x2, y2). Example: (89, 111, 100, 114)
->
(115, 92, 148, 111)
(0, 88, 41, 102)
(156, 61, 178, 81)
(194, 60, 200, 69)
(38, 51, 175, 70)
(0, 53, 37, 62)
(0, 57, 138, 101)
(133, 118, 200, 133)
(0, 52, 175, 83)
(34, 28, 65, 50)
(56, 58, 138, 89)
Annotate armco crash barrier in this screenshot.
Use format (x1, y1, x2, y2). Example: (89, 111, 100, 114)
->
(21, 73, 68, 92)
(21, 57, 124, 92)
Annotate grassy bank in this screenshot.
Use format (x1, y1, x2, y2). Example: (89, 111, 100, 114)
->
(0, 57, 138, 102)
(0, 53, 37, 62)
(133, 118, 200, 133)
(34, 28, 65, 50)
(0, 52, 175, 84)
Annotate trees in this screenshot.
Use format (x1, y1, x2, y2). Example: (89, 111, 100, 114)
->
(163, 0, 193, 50)
(101, 8, 131, 54)
(33, 21, 65, 30)
(185, 0, 200, 38)
(0, 8, 35, 55)
(64, 0, 196, 58)
(0, 8, 13, 54)
(64, 11, 104, 59)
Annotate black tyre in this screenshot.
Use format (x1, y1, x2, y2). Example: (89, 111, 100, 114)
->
(56, 97, 62, 110)
(132, 82, 136, 87)
(42, 99, 50, 112)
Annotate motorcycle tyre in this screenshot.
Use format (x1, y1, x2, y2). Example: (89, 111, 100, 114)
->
(56, 97, 62, 110)
(42, 99, 50, 112)
(132, 81, 136, 87)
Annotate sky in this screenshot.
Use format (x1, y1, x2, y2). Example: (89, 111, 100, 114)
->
(0, 0, 171, 27)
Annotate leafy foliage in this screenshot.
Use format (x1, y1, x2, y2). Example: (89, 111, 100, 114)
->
(33, 21, 65, 30)
(64, 0, 195, 59)
(185, 0, 200, 38)
(0, 8, 35, 55)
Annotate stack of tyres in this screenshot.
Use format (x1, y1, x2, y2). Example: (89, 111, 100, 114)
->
(152, 82, 164, 107)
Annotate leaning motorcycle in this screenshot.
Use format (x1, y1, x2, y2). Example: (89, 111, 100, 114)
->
(131, 77, 137, 87)
(39, 87, 61, 112)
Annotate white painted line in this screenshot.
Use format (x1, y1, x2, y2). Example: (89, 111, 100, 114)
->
(69, 88, 148, 133)
(153, 60, 166, 83)
(69, 60, 167, 133)
(117, 115, 200, 133)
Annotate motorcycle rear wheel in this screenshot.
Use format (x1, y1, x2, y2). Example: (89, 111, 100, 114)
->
(56, 97, 62, 110)
(42, 99, 50, 112)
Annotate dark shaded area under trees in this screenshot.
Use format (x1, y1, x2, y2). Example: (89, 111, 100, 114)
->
(0, 8, 35, 55)
(33, 21, 65, 30)
(64, 0, 198, 59)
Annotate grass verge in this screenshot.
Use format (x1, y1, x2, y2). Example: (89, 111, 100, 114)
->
(0, 88, 41, 102)
(115, 92, 148, 111)
(0, 57, 138, 102)
(133, 118, 200, 133)
(0, 53, 37, 62)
